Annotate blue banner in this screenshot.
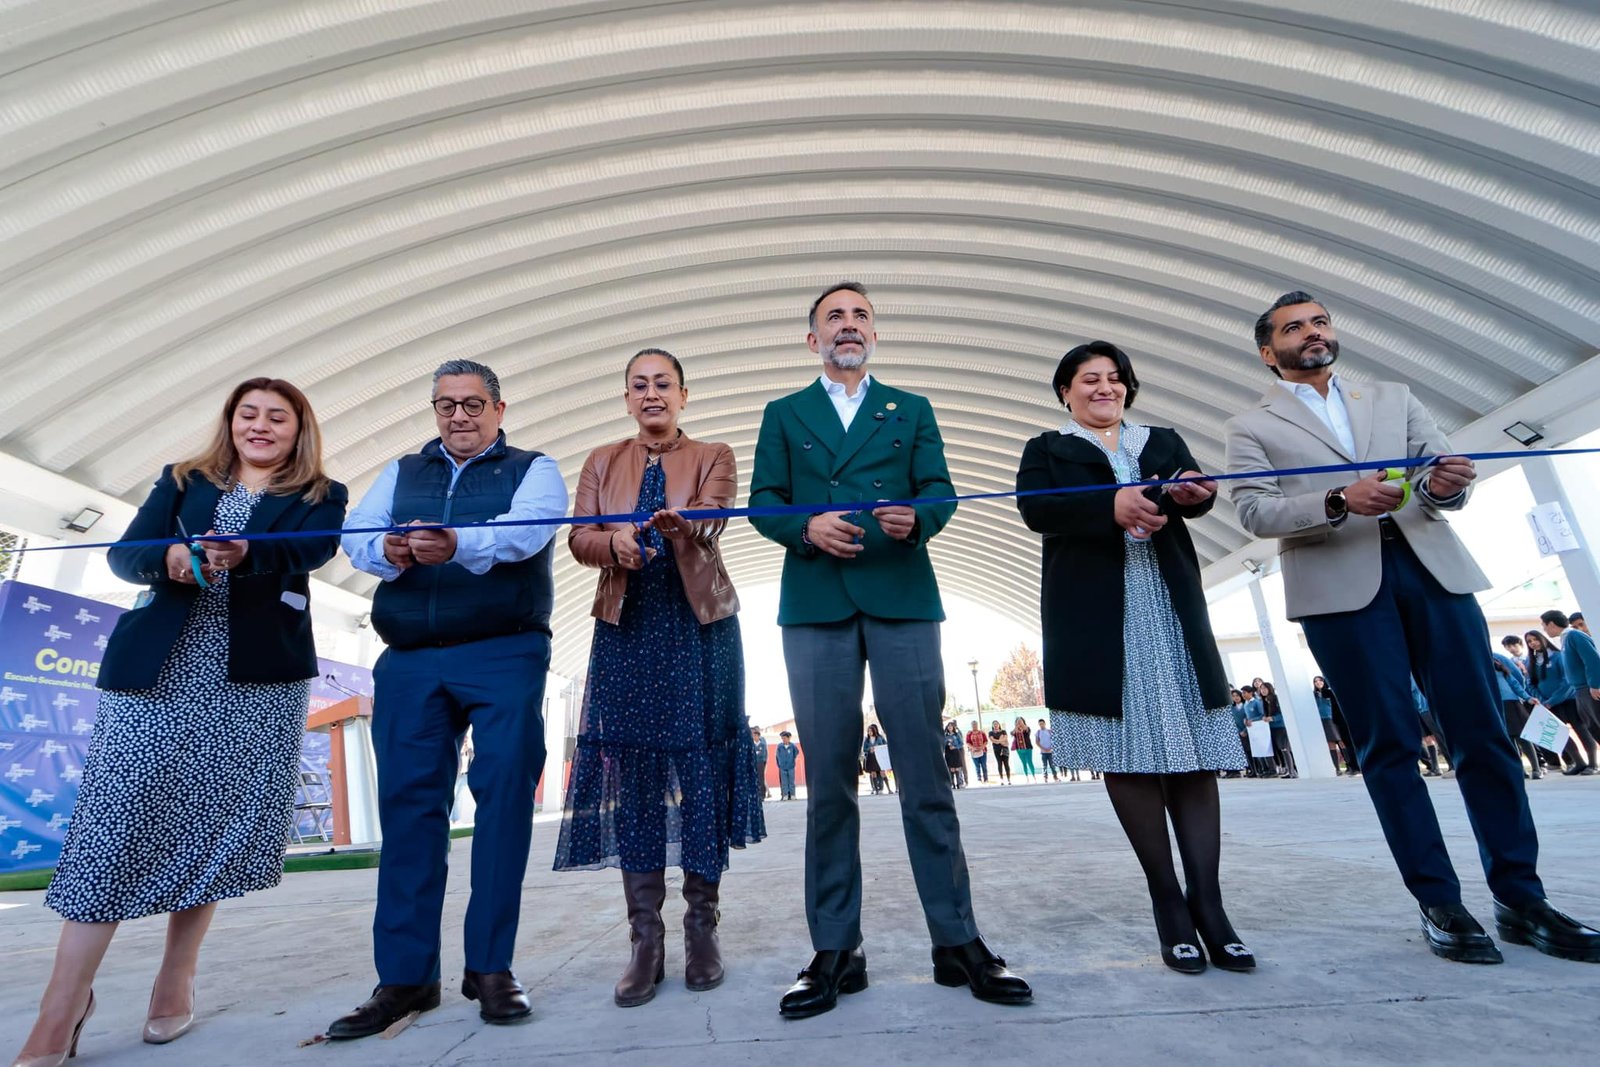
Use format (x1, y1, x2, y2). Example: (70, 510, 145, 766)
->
(0, 580, 124, 872)
(1, 579, 376, 868)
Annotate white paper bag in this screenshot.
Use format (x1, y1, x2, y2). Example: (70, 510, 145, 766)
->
(1246, 721, 1275, 758)
(1520, 703, 1572, 754)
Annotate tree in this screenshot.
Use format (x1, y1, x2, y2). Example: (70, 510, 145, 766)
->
(989, 643, 1043, 709)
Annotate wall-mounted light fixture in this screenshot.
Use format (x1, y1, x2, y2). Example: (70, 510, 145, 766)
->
(1241, 558, 1263, 576)
(62, 507, 104, 533)
(1502, 421, 1544, 447)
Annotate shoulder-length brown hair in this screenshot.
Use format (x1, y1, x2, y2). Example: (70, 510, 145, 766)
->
(170, 378, 333, 503)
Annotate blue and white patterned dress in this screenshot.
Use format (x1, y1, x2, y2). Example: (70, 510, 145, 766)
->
(1050, 421, 1246, 774)
(45, 485, 310, 922)
(553, 459, 765, 880)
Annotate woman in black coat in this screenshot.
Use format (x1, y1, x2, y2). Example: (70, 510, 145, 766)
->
(1016, 341, 1251, 975)
(14, 378, 346, 1066)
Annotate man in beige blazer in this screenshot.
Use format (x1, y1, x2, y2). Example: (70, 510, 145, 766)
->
(1225, 291, 1600, 966)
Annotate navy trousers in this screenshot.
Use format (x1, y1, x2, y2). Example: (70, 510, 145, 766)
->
(1298, 535, 1543, 909)
(370, 630, 549, 984)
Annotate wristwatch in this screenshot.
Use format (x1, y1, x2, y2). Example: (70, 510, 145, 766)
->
(1324, 487, 1349, 522)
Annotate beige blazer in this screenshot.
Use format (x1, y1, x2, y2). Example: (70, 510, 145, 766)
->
(1223, 380, 1488, 620)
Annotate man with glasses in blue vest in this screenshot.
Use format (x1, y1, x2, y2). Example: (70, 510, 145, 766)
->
(329, 359, 568, 1037)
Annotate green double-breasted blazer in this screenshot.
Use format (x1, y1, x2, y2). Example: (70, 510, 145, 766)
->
(749, 377, 955, 625)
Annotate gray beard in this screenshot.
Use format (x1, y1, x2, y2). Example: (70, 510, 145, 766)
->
(824, 338, 874, 370)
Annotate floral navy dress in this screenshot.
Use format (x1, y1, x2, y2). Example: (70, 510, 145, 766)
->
(45, 485, 310, 922)
(1050, 421, 1246, 774)
(554, 459, 765, 880)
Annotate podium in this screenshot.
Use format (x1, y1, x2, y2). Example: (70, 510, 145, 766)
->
(306, 695, 379, 846)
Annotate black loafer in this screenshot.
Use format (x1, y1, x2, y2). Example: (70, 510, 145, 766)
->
(1160, 939, 1208, 974)
(931, 937, 1032, 1003)
(1188, 898, 1255, 972)
(779, 948, 867, 1019)
(1420, 904, 1503, 964)
(325, 982, 441, 1039)
(462, 969, 533, 1024)
(1493, 899, 1600, 962)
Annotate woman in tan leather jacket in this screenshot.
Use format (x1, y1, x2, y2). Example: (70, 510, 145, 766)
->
(552, 349, 765, 1008)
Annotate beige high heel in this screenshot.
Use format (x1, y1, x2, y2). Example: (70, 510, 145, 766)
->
(142, 978, 195, 1045)
(11, 989, 94, 1067)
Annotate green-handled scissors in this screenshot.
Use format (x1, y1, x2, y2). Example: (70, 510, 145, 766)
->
(175, 517, 210, 588)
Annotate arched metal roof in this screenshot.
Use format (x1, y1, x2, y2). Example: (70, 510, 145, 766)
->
(3, 1, 1598, 677)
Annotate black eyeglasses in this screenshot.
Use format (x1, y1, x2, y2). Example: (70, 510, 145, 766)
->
(431, 397, 488, 417)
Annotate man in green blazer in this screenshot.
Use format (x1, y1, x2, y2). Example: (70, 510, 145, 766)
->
(750, 281, 1030, 1019)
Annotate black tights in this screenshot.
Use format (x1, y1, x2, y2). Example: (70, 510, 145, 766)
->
(1104, 771, 1240, 949)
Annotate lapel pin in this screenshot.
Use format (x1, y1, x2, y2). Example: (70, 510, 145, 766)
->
(873, 411, 886, 421)
(886, 402, 897, 411)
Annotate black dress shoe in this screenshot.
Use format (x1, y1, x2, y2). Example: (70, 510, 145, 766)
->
(1160, 939, 1208, 974)
(1151, 902, 1206, 975)
(779, 948, 867, 1019)
(1188, 899, 1255, 972)
(325, 982, 441, 1039)
(932, 938, 1032, 1003)
(1493, 899, 1600, 962)
(462, 969, 532, 1024)
(1420, 904, 1503, 964)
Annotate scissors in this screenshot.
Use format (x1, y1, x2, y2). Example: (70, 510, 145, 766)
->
(175, 517, 210, 588)
(1379, 445, 1442, 511)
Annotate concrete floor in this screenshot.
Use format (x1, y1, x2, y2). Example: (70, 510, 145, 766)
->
(3, 775, 1598, 1066)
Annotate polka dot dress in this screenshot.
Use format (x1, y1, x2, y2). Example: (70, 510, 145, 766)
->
(1050, 421, 1246, 774)
(45, 485, 311, 922)
(554, 460, 766, 881)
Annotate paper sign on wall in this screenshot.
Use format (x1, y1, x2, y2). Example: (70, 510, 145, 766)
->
(1527, 502, 1580, 557)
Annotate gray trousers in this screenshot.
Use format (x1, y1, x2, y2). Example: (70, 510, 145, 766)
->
(783, 615, 980, 950)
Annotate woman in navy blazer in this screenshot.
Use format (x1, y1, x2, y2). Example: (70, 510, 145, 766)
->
(98, 463, 348, 689)
(15, 379, 346, 1067)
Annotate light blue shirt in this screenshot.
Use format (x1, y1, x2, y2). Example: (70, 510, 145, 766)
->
(1279, 374, 1356, 456)
(342, 442, 569, 582)
(820, 372, 873, 431)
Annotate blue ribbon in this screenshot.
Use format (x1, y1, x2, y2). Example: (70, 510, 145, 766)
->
(16, 445, 1599, 555)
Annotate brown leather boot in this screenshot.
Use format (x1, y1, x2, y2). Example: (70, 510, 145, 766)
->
(682, 871, 724, 992)
(614, 869, 666, 1007)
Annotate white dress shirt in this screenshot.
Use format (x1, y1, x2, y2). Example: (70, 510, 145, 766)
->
(820, 372, 873, 431)
(1278, 374, 1460, 507)
(1279, 374, 1356, 457)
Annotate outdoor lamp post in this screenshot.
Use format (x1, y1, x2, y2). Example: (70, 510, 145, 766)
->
(967, 657, 981, 716)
